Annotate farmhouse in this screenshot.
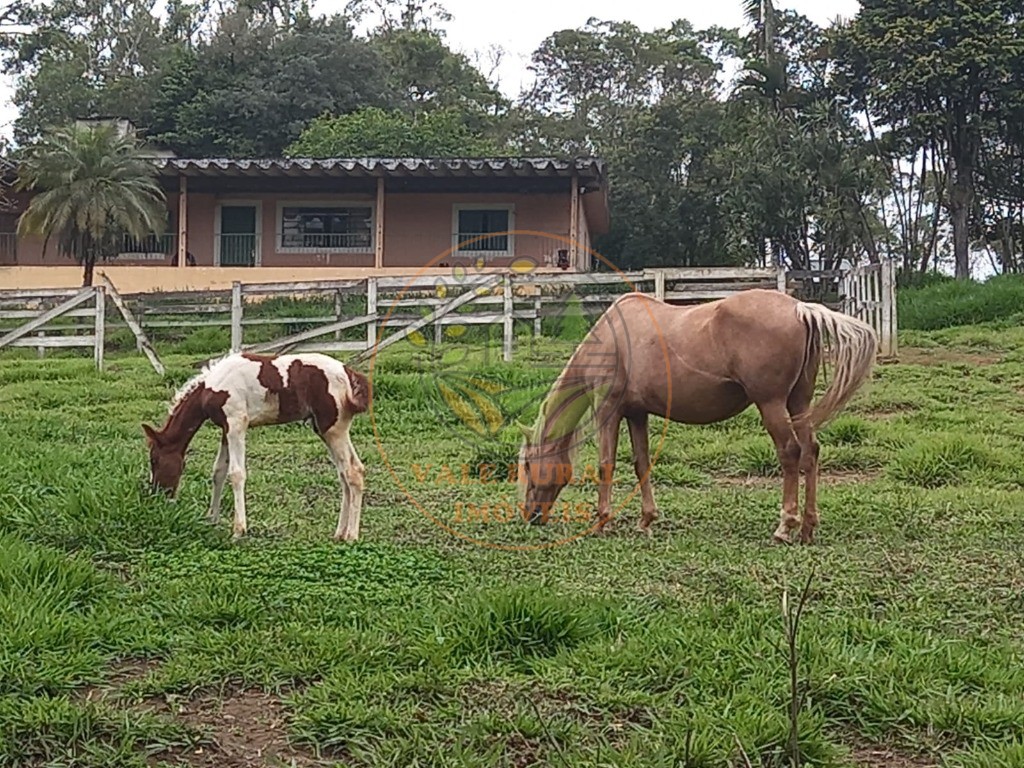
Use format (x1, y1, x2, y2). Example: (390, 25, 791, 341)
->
(0, 154, 610, 276)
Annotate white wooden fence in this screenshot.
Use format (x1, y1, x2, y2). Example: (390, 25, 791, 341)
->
(0, 262, 899, 369)
(841, 259, 898, 358)
(0, 286, 106, 368)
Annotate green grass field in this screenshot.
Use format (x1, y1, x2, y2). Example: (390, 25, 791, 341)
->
(2, 290, 1024, 767)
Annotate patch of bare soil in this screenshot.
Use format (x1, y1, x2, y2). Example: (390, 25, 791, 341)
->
(148, 687, 326, 768)
(896, 347, 1003, 367)
(75, 661, 330, 768)
(847, 743, 939, 768)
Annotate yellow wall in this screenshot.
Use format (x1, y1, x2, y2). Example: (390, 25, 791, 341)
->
(0, 265, 566, 293)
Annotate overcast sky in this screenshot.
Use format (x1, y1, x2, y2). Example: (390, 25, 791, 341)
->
(362, 0, 863, 100)
(0, 0, 861, 141)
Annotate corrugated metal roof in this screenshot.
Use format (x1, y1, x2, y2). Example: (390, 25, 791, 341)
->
(153, 156, 606, 184)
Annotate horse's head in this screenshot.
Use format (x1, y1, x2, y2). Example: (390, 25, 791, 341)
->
(516, 421, 574, 525)
(142, 423, 185, 497)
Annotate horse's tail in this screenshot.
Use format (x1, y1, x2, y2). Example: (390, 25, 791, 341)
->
(794, 302, 878, 430)
(343, 364, 371, 415)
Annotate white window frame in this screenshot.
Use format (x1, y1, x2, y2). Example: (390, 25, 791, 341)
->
(214, 199, 263, 267)
(451, 203, 515, 259)
(275, 199, 376, 255)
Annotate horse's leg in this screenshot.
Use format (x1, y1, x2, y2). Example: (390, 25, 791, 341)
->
(594, 412, 621, 531)
(225, 423, 248, 539)
(788, 383, 820, 545)
(321, 422, 365, 542)
(339, 436, 365, 541)
(207, 433, 229, 524)
(626, 413, 658, 534)
(757, 400, 802, 544)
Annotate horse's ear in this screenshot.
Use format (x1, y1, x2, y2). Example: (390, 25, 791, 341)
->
(515, 420, 533, 442)
(142, 423, 161, 447)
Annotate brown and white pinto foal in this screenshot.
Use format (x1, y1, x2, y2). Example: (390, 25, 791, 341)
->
(142, 352, 371, 541)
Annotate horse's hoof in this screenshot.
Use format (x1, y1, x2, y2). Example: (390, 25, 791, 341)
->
(771, 533, 792, 546)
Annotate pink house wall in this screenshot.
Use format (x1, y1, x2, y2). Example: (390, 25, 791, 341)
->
(5, 188, 579, 270)
(383, 192, 571, 268)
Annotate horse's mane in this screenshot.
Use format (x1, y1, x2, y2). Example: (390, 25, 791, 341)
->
(168, 353, 230, 414)
(516, 343, 595, 500)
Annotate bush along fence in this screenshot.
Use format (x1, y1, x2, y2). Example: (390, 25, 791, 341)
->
(0, 261, 898, 371)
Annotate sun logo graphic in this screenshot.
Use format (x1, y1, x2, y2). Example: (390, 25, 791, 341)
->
(368, 230, 644, 550)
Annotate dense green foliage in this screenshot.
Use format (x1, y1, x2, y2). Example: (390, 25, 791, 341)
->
(284, 106, 499, 157)
(2, 314, 1024, 766)
(2, 0, 1023, 275)
(897, 274, 1024, 331)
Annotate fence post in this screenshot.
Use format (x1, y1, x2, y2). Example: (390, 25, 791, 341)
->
(776, 264, 788, 294)
(334, 289, 343, 341)
(533, 295, 542, 337)
(654, 270, 666, 301)
(136, 301, 144, 352)
(502, 273, 513, 363)
(230, 281, 243, 352)
(881, 258, 896, 357)
(366, 278, 378, 353)
(93, 285, 105, 371)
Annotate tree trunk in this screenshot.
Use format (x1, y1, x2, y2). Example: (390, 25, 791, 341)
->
(81, 258, 95, 287)
(950, 180, 971, 280)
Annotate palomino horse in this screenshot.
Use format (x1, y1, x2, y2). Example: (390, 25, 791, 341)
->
(516, 289, 878, 544)
(142, 352, 370, 541)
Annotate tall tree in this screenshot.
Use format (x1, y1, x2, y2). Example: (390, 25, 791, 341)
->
(837, 0, 1024, 279)
(15, 122, 167, 285)
(149, 8, 395, 156)
(1, 0, 191, 144)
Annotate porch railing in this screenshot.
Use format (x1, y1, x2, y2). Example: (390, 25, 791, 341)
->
(277, 232, 372, 251)
(219, 234, 260, 267)
(118, 233, 176, 260)
(0, 233, 16, 263)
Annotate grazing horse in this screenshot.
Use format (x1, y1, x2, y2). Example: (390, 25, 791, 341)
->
(142, 352, 371, 541)
(516, 289, 878, 545)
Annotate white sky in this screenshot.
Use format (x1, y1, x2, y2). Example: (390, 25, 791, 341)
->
(0, 0, 861, 141)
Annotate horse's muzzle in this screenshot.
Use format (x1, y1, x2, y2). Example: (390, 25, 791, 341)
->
(526, 502, 548, 526)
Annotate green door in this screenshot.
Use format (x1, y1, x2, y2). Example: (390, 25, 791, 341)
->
(219, 206, 258, 267)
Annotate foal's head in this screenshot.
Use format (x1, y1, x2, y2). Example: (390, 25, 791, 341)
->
(517, 422, 576, 525)
(142, 424, 186, 497)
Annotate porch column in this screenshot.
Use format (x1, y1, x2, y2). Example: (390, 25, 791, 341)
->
(177, 174, 188, 268)
(375, 177, 385, 269)
(569, 171, 580, 269)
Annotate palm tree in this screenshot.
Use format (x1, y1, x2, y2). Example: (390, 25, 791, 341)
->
(16, 122, 168, 286)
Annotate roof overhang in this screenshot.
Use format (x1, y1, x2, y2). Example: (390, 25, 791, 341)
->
(155, 156, 605, 184)
(0, 156, 612, 234)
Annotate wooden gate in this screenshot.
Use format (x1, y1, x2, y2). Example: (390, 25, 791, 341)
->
(0, 286, 107, 369)
(840, 259, 897, 358)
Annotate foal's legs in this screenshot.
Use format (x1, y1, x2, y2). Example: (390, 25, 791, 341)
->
(626, 413, 659, 533)
(207, 434, 229, 524)
(321, 422, 366, 542)
(594, 411, 621, 531)
(757, 400, 802, 544)
(225, 423, 248, 539)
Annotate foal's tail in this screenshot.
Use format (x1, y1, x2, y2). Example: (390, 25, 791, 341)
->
(795, 302, 878, 430)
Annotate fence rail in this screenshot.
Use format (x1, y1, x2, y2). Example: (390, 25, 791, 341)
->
(0, 262, 898, 369)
